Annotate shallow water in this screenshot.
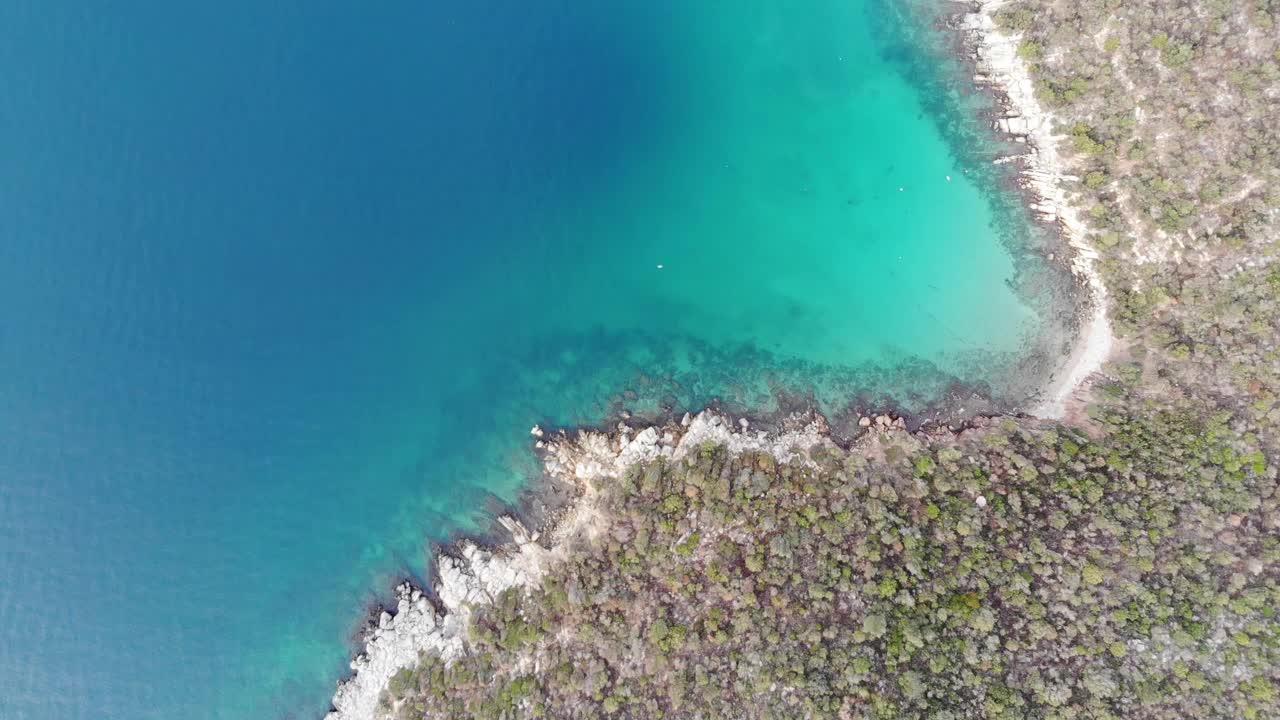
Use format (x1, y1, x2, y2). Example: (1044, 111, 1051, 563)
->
(0, 2, 1069, 718)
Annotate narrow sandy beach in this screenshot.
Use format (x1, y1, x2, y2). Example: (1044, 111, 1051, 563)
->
(964, 0, 1115, 419)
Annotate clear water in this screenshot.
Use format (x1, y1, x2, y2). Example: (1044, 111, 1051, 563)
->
(0, 2, 1068, 719)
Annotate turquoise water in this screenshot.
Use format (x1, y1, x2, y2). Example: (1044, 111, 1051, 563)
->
(0, 2, 1070, 719)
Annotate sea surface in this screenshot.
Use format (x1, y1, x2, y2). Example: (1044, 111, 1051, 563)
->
(0, 2, 1072, 719)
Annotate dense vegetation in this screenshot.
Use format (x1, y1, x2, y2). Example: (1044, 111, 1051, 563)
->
(366, 1, 1280, 717)
(383, 407, 1276, 718)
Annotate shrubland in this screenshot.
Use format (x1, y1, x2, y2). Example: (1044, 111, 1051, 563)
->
(383, 407, 1277, 719)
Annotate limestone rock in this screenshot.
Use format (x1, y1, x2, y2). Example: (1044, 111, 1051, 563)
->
(327, 409, 832, 720)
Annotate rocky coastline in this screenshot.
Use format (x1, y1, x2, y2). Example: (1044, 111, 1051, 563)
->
(323, 6, 1121, 717)
(325, 409, 853, 720)
(328, 400, 1277, 718)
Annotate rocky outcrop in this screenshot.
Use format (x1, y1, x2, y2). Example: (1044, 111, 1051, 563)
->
(325, 410, 831, 720)
(540, 410, 830, 484)
(325, 531, 549, 720)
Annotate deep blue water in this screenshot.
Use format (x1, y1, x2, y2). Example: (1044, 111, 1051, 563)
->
(0, 2, 1067, 718)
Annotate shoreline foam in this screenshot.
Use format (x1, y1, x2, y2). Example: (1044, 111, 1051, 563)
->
(961, 0, 1115, 419)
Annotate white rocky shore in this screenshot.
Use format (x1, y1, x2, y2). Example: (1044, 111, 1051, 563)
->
(962, 0, 1115, 419)
(324, 528, 552, 720)
(325, 411, 830, 720)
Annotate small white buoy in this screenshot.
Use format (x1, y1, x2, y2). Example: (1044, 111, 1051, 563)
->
(946, 175, 951, 181)
(898, 187, 904, 192)
(656, 264, 664, 269)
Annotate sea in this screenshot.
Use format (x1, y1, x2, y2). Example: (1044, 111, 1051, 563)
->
(0, 2, 1073, 718)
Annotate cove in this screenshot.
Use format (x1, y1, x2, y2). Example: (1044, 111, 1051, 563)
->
(0, 1, 1073, 719)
